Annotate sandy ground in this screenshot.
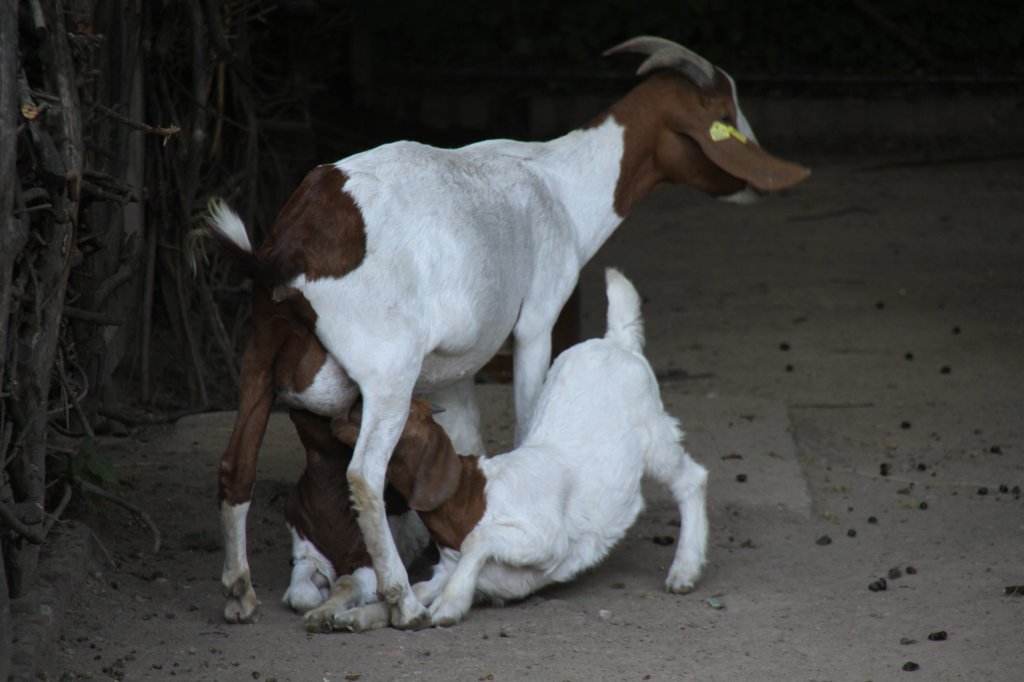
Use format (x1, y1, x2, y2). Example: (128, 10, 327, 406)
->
(39, 149, 1023, 681)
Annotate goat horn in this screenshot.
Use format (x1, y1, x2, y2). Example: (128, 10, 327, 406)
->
(604, 36, 716, 90)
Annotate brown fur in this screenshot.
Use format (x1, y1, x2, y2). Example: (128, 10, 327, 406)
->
(334, 400, 487, 551)
(602, 71, 808, 216)
(258, 165, 367, 283)
(284, 410, 410, 575)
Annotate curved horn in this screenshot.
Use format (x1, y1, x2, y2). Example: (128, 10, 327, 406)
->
(604, 35, 716, 90)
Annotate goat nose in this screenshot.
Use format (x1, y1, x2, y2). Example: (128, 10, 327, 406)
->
(719, 186, 762, 205)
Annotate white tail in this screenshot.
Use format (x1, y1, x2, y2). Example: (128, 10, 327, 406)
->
(207, 198, 253, 254)
(603, 268, 644, 354)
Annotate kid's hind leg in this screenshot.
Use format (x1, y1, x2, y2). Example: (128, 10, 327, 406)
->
(645, 418, 708, 593)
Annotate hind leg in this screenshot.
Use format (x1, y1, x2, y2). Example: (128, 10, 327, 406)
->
(645, 418, 708, 593)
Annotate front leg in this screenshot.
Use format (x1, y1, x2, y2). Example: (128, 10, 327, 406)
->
(428, 534, 490, 627)
(511, 331, 552, 444)
(347, 388, 431, 630)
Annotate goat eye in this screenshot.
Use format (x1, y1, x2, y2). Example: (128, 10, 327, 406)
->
(720, 114, 732, 124)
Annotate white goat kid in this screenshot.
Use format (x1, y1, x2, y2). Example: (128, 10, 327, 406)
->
(209, 36, 806, 629)
(426, 268, 707, 625)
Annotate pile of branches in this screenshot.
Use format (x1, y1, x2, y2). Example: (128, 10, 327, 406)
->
(1, 1, 349, 670)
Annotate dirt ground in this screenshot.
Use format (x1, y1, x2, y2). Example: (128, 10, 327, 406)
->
(36, 147, 1023, 681)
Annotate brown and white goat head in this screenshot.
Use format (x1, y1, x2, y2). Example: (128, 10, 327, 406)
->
(333, 399, 485, 552)
(604, 35, 809, 208)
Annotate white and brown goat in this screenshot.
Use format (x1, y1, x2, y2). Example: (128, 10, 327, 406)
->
(209, 36, 807, 628)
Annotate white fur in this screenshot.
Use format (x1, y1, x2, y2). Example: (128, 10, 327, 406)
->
(334, 270, 708, 630)
(282, 526, 337, 613)
(220, 501, 257, 623)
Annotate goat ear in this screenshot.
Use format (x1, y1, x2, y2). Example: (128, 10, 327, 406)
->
(405, 428, 463, 512)
(687, 119, 810, 191)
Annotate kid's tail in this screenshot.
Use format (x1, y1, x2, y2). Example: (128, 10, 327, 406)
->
(603, 268, 645, 354)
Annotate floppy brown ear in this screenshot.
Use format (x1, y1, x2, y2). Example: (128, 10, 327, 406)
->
(683, 117, 810, 191)
(398, 424, 463, 512)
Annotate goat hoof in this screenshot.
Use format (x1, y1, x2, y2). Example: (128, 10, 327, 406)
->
(392, 607, 431, 631)
(666, 582, 695, 595)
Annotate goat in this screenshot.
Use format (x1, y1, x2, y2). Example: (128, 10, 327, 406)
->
(208, 35, 807, 628)
(301, 268, 705, 632)
(281, 409, 429, 615)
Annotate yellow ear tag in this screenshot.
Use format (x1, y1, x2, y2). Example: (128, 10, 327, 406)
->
(709, 121, 748, 144)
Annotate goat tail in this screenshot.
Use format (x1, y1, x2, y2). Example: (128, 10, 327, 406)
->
(603, 267, 645, 354)
(205, 198, 274, 281)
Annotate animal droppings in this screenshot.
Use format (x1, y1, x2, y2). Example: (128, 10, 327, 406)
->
(904, 352, 914, 360)
(888, 567, 903, 580)
(816, 535, 832, 546)
(939, 366, 951, 374)
(900, 421, 912, 429)
(951, 326, 961, 335)
(847, 529, 857, 538)
(785, 364, 794, 372)
(735, 474, 748, 483)
(868, 516, 879, 524)
(927, 631, 947, 641)
(876, 301, 886, 310)
(905, 566, 918, 575)
(902, 661, 920, 672)
(918, 501, 928, 510)
(977, 487, 989, 496)
(868, 578, 887, 592)
(989, 445, 1002, 454)
(880, 463, 891, 476)
(779, 342, 791, 351)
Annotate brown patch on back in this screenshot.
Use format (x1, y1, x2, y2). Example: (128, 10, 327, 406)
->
(259, 165, 367, 283)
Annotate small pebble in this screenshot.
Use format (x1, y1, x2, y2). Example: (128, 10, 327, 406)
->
(904, 352, 914, 361)
(989, 445, 1002, 454)
(735, 473, 748, 483)
(888, 567, 903, 580)
(916, 463, 927, 471)
(900, 421, 912, 429)
(876, 301, 886, 310)
(785, 364, 794, 372)
(918, 501, 928, 510)
(880, 463, 891, 476)
(779, 342, 791, 351)
(899, 637, 917, 645)
(999, 484, 1009, 494)
(952, 326, 961, 335)
(868, 516, 879, 524)
(940, 366, 951, 375)
(816, 535, 832, 546)
(906, 566, 918, 575)
(927, 631, 947, 641)
(903, 661, 920, 672)
(847, 529, 857, 538)
(978, 487, 989, 496)
(868, 578, 888, 592)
